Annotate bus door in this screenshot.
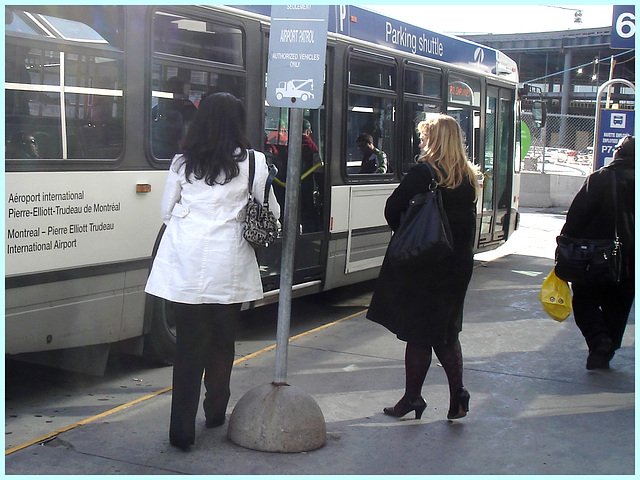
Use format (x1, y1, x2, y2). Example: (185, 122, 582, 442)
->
(480, 86, 515, 243)
(447, 74, 482, 241)
(260, 91, 328, 292)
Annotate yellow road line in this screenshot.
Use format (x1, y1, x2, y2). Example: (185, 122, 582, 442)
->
(232, 308, 367, 365)
(4, 387, 172, 455)
(5, 308, 368, 456)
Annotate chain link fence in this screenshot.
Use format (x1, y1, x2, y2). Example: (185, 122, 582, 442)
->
(522, 111, 594, 177)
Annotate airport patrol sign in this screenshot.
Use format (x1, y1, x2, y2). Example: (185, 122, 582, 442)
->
(267, 5, 329, 109)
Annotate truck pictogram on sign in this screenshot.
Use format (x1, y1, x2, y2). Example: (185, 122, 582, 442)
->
(266, 5, 328, 108)
(275, 79, 315, 102)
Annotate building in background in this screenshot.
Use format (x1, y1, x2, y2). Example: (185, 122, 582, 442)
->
(464, 26, 634, 174)
(464, 27, 635, 116)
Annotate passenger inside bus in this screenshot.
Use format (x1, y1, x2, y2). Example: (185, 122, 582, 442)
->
(266, 120, 289, 146)
(356, 133, 388, 173)
(152, 76, 197, 159)
(6, 131, 39, 159)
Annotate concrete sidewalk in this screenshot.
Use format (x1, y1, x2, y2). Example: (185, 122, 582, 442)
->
(5, 252, 635, 475)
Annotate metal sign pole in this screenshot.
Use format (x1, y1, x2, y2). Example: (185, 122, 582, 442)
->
(228, 105, 326, 453)
(274, 108, 303, 385)
(264, 3, 329, 385)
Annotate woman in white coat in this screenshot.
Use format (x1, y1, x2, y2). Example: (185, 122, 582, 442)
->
(145, 92, 280, 451)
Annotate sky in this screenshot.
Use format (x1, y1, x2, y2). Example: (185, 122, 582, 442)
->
(361, 4, 616, 35)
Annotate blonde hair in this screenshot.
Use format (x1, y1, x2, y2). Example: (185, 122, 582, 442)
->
(417, 114, 480, 197)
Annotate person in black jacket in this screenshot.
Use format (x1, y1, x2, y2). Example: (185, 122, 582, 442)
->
(367, 114, 480, 420)
(561, 135, 635, 370)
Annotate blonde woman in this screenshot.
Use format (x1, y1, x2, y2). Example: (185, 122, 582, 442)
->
(367, 114, 480, 421)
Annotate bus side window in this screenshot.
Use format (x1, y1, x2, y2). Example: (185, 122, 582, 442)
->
(5, 48, 65, 160)
(70, 56, 124, 159)
(345, 55, 396, 176)
(6, 8, 125, 161)
(151, 10, 247, 161)
(151, 76, 197, 160)
(402, 67, 443, 174)
(346, 96, 394, 175)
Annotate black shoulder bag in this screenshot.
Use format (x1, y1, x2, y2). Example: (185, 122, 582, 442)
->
(243, 150, 280, 249)
(387, 163, 454, 268)
(555, 169, 623, 286)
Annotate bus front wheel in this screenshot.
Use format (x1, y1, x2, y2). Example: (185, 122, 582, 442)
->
(144, 296, 177, 365)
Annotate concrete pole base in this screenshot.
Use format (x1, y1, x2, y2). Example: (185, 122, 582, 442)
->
(228, 383, 326, 453)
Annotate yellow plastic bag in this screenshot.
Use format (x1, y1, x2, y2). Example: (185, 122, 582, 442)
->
(539, 267, 573, 322)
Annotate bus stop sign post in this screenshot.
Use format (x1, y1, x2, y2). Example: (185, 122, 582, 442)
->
(273, 109, 302, 384)
(228, 5, 329, 453)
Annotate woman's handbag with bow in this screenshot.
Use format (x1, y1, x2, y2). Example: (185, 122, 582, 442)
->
(243, 150, 279, 249)
(387, 163, 454, 268)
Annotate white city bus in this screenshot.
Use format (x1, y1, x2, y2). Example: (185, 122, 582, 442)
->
(5, 5, 522, 373)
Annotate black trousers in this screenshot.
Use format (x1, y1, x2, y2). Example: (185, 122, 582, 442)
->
(169, 302, 240, 445)
(572, 279, 635, 353)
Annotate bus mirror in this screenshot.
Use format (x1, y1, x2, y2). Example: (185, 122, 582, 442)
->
(532, 100, 547, 128)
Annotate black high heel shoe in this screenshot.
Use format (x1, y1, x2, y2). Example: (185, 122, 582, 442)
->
(447, 387, 470, 420)
(383, 395, 427, 419)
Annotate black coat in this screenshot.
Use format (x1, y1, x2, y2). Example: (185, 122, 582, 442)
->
(366, 162, 477, 347)
(561, 157, 635, 281)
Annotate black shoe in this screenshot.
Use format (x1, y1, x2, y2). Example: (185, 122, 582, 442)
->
(586, 351, 610, 370)
(586, 336, 614, 370)
(447, 387, 470, 420)
(383, 395, 427, 419)
(205, 415, 225, 428)
(170, 438, 194, 451)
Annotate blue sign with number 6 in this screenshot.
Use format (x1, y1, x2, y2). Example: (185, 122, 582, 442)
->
(611, 5, 635, 49)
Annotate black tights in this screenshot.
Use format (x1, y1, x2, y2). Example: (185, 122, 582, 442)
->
(404, 338, 464, 400)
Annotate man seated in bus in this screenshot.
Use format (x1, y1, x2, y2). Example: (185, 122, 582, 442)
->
(6, 131, 39, 159)
(356, 133, 388, 174)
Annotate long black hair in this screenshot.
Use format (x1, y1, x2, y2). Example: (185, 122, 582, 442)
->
(178, 92, 250, 185)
